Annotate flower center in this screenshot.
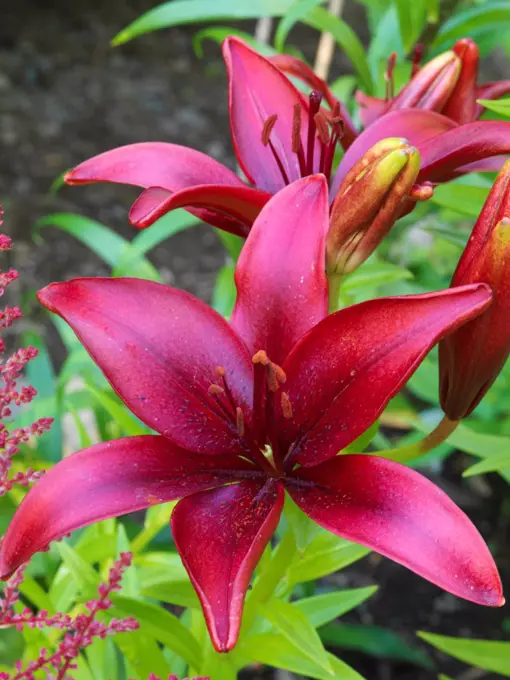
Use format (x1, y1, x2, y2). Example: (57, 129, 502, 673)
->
(260, 90, 344, 187)
(207, 350, 294, 477)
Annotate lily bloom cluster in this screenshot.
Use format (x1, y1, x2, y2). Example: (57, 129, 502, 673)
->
(64, 37, 510, 277)
(0, 553, 138, 680)
(0, 214, 52, 495)
(0, 174, 504, 653)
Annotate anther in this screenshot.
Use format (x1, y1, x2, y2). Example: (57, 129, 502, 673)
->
(252, 349, 270, 366)
(261, 115, 278, 146)
(215, 366, 226, 378)
(281, 392, 293, 419)
(267, 363, 280, 393)
(208, 384, 225, 396)
(292, 104, 302, 154)
(314, 112, 330, 145)
(236, 407, 245, 437)
(411, 43, 423, 77)
(273, 364, 287, 385)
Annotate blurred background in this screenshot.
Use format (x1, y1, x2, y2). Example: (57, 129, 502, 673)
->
(1, 2, 509, 678)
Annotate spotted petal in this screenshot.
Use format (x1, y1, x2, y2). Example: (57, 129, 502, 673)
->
(172, 480, 284, 652)
(38, 278, 253, 456)
(0, 436, 256, 578)
(287, 454, 503, 606)
(279, 285, 492, 467)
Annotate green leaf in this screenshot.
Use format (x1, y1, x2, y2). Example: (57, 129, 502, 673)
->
(193, 26, 277, 57)
(212, 264, 236, 317)
(418, 631, 510, 676)
(55, 541, 100, 596)
(83, 384, 148, 437)
(477, 97, 510, 118)
(112, 0, 303, 45)
(322, 623, 433, 669)
(141, 579, 200, 609)
(275, 0, 325, 52)
(115, 629, 169, 679)
(463, 450, 510, 477)
(305, 7, 373, 92)
(284, 497, 322, 553)
(395, 0, 413, 51)
(422, 224, 468, 249)
(287, 533, 370, 583)
(341, 262, 413, 294)
(344, 420, 380, 453)
(430, 184, 490, 218)
(368, 5, 403, 87)
(132, 501, 177, 553)
(294, 587, 378, 628)
(237, 633, 364, 679)
(111, 595, 202, 668)
(86, 637, 118, 680)
(434, 2, 510, 47)
(261, 598, 333, 673)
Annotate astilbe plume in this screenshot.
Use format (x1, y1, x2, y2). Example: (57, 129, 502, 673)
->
(0, 552, 139, 679)
(0, 212, 52, 496)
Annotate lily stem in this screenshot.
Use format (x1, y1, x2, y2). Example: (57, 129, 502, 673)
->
(328, 273, 342, 313)
(377, 415, 459, 463)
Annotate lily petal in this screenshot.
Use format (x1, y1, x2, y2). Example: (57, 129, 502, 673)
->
(172, 479, 284, 652)
(355, 91, 388, 127)
(231, 175, 329, 365)
(223, 37, 307, 193)
(37, 278, 253, 455)
(129, 184, 271, 234)
(287, 454, 503, 606)
(65, 142, 244, 191)
(419, 121, 510, 183)
(0, 436, 256, 579)
(279, 285, 492, 467)
(332, 109, 457, 193)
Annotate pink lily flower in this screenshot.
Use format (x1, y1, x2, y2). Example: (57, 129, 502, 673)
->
(0, 177, 503, 652)
(64, 38, 510, 240)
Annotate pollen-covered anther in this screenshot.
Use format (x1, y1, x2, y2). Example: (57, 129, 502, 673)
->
(410, 183, 435, 201)
(261, 115, 278, 146)
(292, 103, 302, 153)
(236, 407, 245, 437)
(281, 392, 293, 419)
(314, 112, 330, 145)
(215, 366, 226, 378)
(208, 384, 225, 396)
(252, 349, 269, 366)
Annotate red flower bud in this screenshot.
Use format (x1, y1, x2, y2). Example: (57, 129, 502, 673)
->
(327, 138, 420, 275)
(439, 161, 510, 419)
(442, 39, 480, 124)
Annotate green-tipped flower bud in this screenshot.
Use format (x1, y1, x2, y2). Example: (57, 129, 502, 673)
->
(326, 138, 420, 276)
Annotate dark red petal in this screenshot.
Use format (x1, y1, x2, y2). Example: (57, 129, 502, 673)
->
(442, 39, 479, 124)
(355, 91, 388, 127)
(0, 436, 257, 579)
(270, 54, 357, 148)
(287, 454, 503, 607)
(231, 175, 329, 365)
(332, 109, 457, 194)
(419, 121, 510, 183)
(279, 285, 492, 467)
(129, 184, 270, 232)
(172, 479, 284, 652)
(457, 156, 508, 174)
(223, 37, 308, 193)
(37, 278, 253, 455)
(65, 142, 244, 191)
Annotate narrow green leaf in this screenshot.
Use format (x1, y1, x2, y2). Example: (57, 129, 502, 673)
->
(284, 496, 322, 553)
(430, 184, 490, 218)
(86, 637, 118, 680)
(344, 420, 380, 453)
(463, 451, 510, 477)
(112, 0, 301, 46)
(261, 598, 333, 674)
(115, 629, 169, 679)
(83, 384, 148, 437)
(237, 633, 363, 679)
(434, 3, 510, 47)
(419, 631, 510, 676)
(322, 623, 433, 669)
(140, 579, 200, 609)
(341, 263, 413, 293)
(132, 501, 177, 553)
(294, 587, 378, 628)
(212, 265, 236, 317)
(287, 533, 370, 583)
(193, 26, 277, 57)
(395, 0, 413, 51)
(275, 0, 325, 51)
(305, 7, 373, 92)
(477, 97, 510, 118)
(111, 595, 202, 668)
(55, 542, 100, 596)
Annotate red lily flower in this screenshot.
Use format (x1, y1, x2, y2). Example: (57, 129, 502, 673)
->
(356, 39, 510, 127)
(0, 177, 502, 652)
(63, 37, 510, 242)
(440, 160, 510, 419)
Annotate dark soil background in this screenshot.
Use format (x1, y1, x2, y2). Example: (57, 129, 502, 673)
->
(1, 1, 509, 678)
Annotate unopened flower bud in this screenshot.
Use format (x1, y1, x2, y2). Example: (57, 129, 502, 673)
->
(327, 138, 420, 275)
(390, 50, 462, 113)
(439, 161, 510, 419)
(442, 39, 479, 124)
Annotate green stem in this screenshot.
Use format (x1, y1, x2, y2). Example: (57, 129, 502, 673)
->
(377, 415, 459, 463)
(328, 273, 342, 313)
